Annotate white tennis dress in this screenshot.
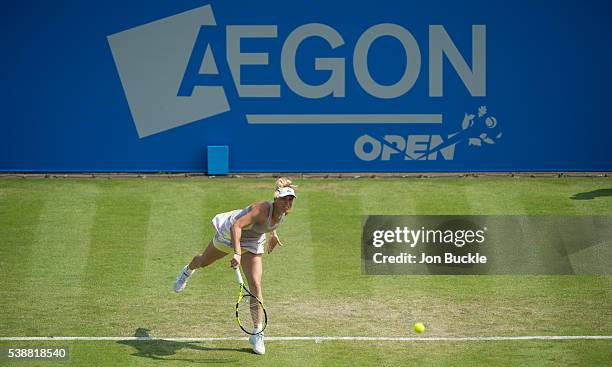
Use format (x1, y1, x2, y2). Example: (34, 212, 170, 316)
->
(212, 201, 284, 254)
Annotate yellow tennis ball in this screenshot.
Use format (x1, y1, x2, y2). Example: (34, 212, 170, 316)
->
(414, 322, 425, 333)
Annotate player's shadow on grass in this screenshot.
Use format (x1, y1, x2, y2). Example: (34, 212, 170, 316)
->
(117, 328, 251, 363)
(570, 188, 612, 200)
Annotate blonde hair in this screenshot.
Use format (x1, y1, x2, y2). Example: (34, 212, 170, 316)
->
(273, 177, 296, 199)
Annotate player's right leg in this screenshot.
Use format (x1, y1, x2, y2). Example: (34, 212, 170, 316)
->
(241, 251, 265, 355)
(173, 240, 228, 293)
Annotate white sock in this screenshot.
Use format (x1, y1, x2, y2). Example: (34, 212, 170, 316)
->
(184, 265, 193, 276)
(253, 324, 263, 334)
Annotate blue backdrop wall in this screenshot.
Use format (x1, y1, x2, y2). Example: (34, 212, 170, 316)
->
(2, 0, 611, 172)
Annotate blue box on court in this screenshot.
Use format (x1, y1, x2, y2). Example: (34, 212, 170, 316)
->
(207, 145, 229, 175)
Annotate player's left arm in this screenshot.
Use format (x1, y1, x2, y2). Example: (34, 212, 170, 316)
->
(267, 230, 283, 254)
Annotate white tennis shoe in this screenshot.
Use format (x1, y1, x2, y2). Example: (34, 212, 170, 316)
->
(249, 332, 265, 355)
(173, 265, 192, 293)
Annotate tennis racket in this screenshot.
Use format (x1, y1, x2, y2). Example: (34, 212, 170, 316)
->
(233, 267, 267, 335)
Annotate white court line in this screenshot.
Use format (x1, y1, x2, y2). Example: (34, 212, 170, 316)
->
(1, 336, 611, 342)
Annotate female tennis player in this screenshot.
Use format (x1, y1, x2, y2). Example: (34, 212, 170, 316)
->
(173, 177, 296, 355)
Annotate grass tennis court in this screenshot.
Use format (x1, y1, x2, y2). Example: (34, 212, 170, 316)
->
(1, 177, 611, 366)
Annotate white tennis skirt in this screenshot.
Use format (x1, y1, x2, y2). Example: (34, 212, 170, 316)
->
(211, 211, 265, 255)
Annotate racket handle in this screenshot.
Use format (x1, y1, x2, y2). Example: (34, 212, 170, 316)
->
(234, 267, 244, 285)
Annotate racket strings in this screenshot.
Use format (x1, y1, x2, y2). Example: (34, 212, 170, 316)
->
(237, 295, 265, 331)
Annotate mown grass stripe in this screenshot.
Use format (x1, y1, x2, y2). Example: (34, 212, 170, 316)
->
(22, 182, 99, 335)
(303, 181, 389, 366)
(78, 184, 151, 334)
(269, 180, 323, 364)
(142, 182, 207, 290)
(0, 181, 48, 335)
